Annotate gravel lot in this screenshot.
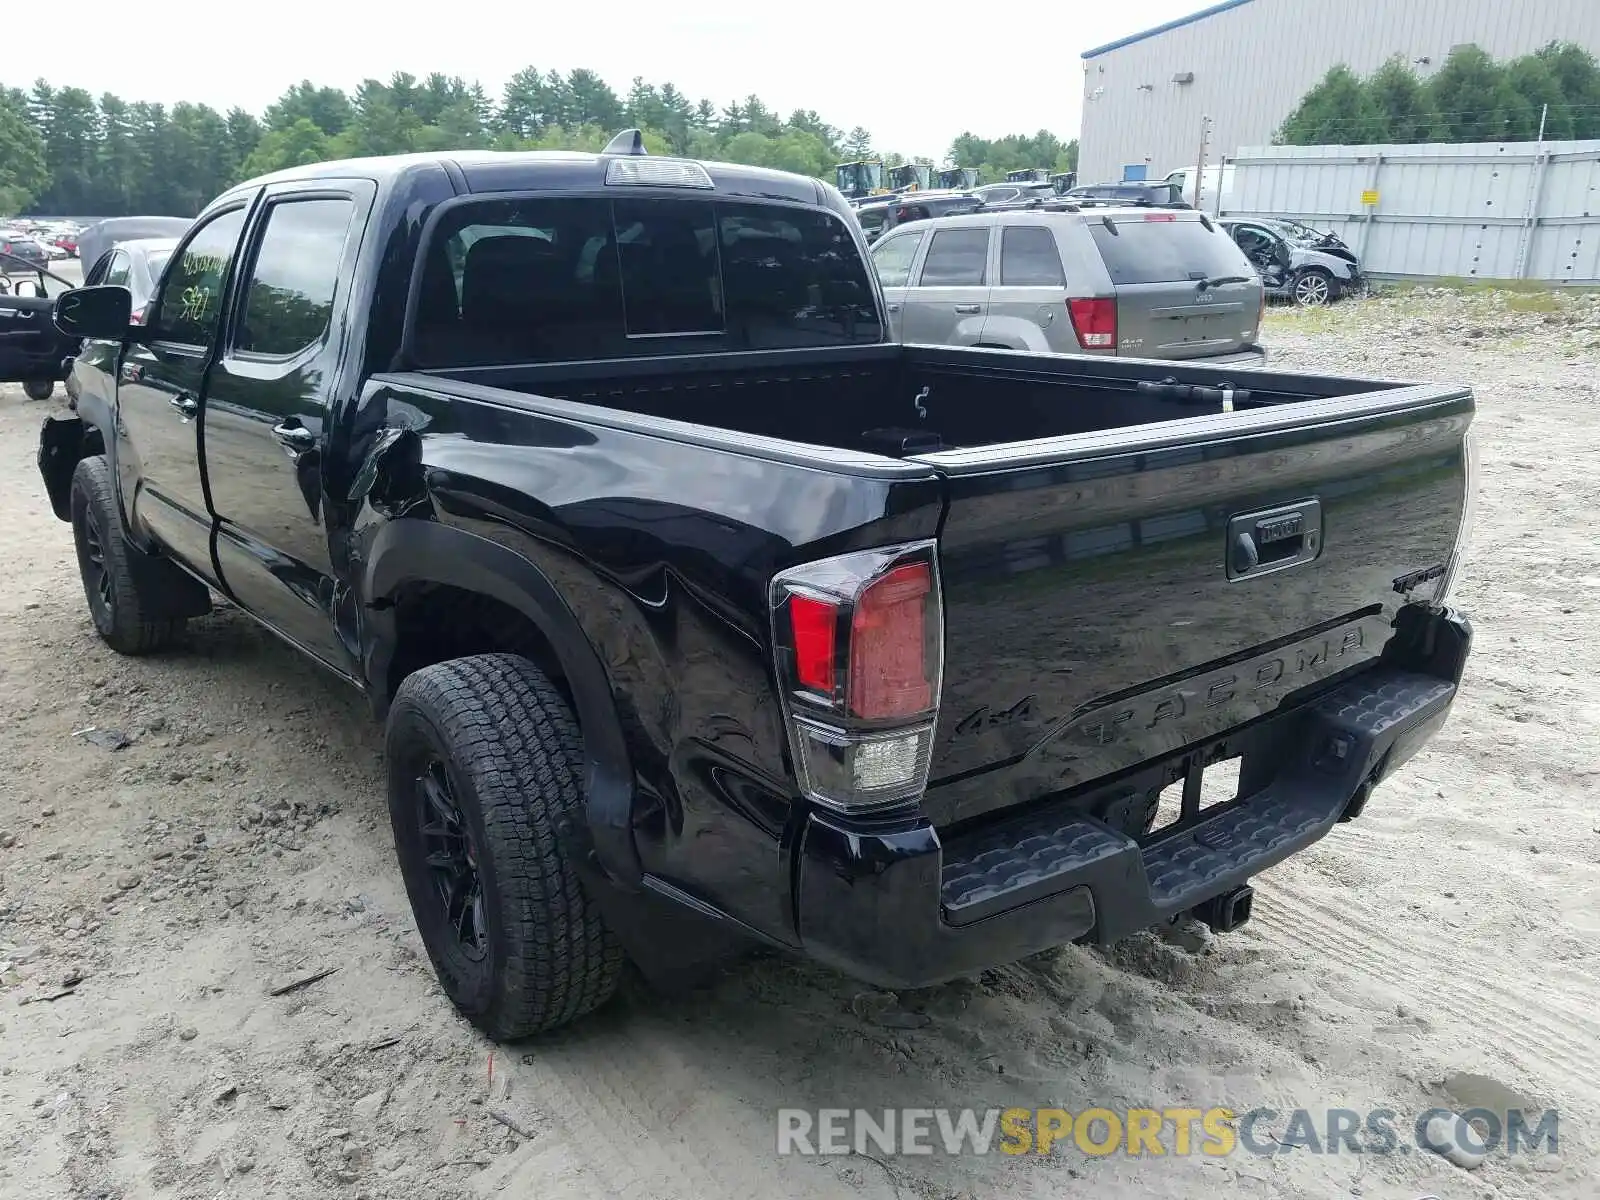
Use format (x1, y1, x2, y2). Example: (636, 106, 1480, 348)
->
(1, 289, 1596, 1200)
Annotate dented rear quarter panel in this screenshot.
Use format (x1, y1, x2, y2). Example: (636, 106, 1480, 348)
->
(344, 373, 944, 936)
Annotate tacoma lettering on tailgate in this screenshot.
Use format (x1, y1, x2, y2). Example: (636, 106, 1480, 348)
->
(1007, 615, 1391, 790)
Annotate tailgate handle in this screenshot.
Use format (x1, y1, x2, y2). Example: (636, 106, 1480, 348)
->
(1226, 500, 1322, 581)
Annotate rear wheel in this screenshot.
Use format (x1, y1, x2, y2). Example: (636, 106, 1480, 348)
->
(1292, 268, 1335, 307)
(23, 379, 54, 401)
(69, 456, 186, 654)
(387, 653, 624, 1040)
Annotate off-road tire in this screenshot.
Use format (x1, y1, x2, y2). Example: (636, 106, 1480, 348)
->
(386, 653, 624, 1040)
(69, 455, 186, 654)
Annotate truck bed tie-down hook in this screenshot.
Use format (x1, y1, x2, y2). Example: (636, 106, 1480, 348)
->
(913, 386, 930, 420)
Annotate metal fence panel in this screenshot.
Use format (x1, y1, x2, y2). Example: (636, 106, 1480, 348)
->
(1219, 140, 1600, 284)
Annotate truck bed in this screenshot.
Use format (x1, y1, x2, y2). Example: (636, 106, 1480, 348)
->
(415, 343, 1420, 459)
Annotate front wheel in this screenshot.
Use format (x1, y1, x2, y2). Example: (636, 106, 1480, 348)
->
(23, 379, 54, 401)
(1292, 268, 1336, 307)
(386, 653, 624, 1040)
(70, 456, 187, 654)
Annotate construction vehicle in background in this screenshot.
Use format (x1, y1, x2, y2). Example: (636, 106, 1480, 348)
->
(835, 160, 888, 201)
(938, 167, 981, 190)
(887, 163, 933, 193)
(1050, 171, 1077, 193)
(1006, 168, 1051, 183)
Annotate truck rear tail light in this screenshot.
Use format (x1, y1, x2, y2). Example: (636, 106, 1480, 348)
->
(849, 562, 933, 719)
(789, 593, 838, 694)
(771, 541, 943, 812)
(1069, 297, 1117, 350)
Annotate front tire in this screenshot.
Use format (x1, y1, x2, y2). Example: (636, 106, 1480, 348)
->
(70, 456, 186, 654)
(386, 653, 624, 1040)
(23, 379, 54, 401)
(1292, 268, 1335, 307)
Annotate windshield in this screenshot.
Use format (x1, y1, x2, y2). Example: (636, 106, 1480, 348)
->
(835, 162, 883, 196)
(1267, 219, 1327, 244)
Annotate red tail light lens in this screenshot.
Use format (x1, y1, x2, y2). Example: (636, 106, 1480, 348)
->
(789, 594, 837, 695)
(849, 562, 932, 719)
(1069, 297, 1117, 350)
(129, 305, 147, 326)
(771, 542, 944, 812)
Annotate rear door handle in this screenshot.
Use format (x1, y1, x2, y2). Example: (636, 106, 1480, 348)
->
(954, 304, 982, 314)
(272, 421, 317, 453)
(169, 394, 198, 418)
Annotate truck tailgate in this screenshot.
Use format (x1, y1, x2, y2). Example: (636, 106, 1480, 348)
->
(910, 384, 1473, 829)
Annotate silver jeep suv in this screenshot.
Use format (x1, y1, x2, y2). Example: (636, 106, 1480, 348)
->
(869, 207, 1267, 366)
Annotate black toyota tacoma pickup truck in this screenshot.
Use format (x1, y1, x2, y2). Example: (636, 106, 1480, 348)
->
(30, 133, 1477, 1041)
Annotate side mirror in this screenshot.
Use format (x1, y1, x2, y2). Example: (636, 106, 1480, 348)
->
(53, 285, 133, 340)
(12, 278, 42, 299)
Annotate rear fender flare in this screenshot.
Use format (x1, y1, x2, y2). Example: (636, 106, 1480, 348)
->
(363, 519, 642, 886)
(974, 314, 1052, 353)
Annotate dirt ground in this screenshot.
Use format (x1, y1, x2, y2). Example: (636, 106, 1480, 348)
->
(1, 290, 1596, 1200)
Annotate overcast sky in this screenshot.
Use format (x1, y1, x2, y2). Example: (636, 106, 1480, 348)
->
(38, 0, 1203, 158)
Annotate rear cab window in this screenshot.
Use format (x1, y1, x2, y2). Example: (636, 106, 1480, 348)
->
(411, 196, 881, 365)
(1088, 216, 1249, 285)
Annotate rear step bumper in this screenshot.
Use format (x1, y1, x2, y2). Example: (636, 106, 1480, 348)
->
(794, 610, 1468, 989)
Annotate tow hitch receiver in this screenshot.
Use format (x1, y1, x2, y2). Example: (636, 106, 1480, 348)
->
(1193, 885, 1254, 933)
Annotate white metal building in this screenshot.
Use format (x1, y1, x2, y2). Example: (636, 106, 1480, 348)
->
(1077, 0, 1600, 186)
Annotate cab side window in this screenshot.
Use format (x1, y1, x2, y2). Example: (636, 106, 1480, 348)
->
(999, 226, 1066, 286)
(148, 208, 248, 347)
(918, 228, 989, 286)
(870, 232, 925, 287)
(235, 198, 355, 358)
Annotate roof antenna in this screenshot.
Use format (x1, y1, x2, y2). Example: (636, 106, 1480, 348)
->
(603, 128, 647, 156)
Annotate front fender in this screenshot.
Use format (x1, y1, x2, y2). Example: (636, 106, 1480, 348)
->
(1302, 250, 1355, 279)
(363, 518, 642, 887)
